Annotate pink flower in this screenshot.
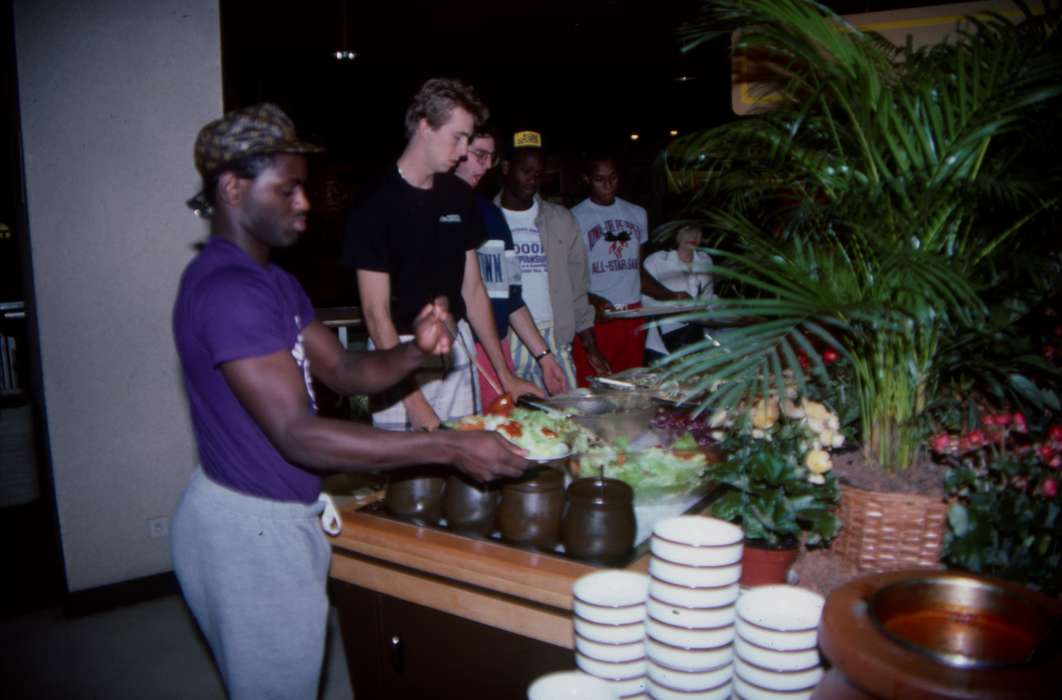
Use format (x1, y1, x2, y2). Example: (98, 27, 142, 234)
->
(1049, 456, 1061, 470)
(1013, 412, 1028, 433)
(988, 413, 1011, 427)
(930, 433, 952, 453)
(966, 430, 986, 447)
(1049, 425, 1062, 443)
(1038, 444, 1055, 462)
(1043, 478, 1058, 498)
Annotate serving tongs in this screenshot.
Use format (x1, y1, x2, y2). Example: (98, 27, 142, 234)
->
(590, 376, 639, 391)
(516, 395, 570, 418)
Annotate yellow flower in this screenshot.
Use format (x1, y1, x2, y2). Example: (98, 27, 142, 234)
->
(805, 449, 833, 474)
(802, 400, 828, 421)
(782, 399, 805, 419)
(708, 410, 730, 428)
(751, 399, 780, 429)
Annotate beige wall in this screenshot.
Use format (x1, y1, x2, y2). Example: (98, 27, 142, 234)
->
(14, 0, 221, 591)
(732, 0, 1044, 114)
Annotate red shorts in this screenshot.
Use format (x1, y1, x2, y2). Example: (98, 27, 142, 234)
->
(572, 305, 646, 387)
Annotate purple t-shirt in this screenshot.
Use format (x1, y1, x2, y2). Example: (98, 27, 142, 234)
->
(173, 236, 320, 503)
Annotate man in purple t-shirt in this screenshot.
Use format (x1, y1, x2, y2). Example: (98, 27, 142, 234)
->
(171, 104, 527, 700)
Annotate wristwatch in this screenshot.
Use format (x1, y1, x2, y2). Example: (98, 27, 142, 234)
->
(534, 348, 553, 362)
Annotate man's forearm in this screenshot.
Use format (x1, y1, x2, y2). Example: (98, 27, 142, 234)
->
(278, 414, 458, 471)
(641, 269, 676, 300)
(509, 306, 550, 357)
(577, 326, 601, 355)
(331, 341, 427, 395)
(464, 285, 510, 379)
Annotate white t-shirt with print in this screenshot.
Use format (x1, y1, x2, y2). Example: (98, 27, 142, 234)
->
(641, 249, 713, 355)
(572, 196, 648, 307)
(503, 200, 552, 323)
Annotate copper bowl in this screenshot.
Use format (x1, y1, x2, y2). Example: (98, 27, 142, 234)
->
(867, 576, 1061, 668)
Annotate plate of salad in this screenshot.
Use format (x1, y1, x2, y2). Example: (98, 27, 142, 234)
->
(448, 407, 595, 462)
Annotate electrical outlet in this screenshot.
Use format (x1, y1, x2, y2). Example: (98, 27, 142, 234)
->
(148, 516, 169, 539)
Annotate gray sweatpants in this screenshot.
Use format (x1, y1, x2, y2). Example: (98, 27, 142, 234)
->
(171, 468, 330, 700)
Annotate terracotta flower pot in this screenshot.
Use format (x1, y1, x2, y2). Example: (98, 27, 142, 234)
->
(741, 539, 799, 587)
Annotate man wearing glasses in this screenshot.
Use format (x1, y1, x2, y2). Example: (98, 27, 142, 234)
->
(453, 126, 568, 405)
(343, 79, 541, 433)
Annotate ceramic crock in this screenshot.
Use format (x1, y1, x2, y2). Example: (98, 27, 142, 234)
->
(498, 467, 565, 550)
(561, 477, 636, 564)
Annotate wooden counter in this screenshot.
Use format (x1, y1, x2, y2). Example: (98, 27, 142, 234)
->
(329, 499, 649, 648)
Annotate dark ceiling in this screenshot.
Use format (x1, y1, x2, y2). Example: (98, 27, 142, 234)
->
(220, 0, 927, 165)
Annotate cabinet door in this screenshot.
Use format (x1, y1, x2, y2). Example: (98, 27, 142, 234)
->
(331, 580, 574, 700)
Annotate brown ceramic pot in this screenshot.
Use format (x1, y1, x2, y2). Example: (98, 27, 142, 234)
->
(384, 466, 446, 526)
(561, 477, 636, 564)
(498, 467, 565, 550)
(740, 538, 799, 587)
(443, 473, 500, 536)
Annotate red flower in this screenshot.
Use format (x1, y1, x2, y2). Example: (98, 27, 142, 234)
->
(822, 348, 840, 365)
(987, 412, 1011, 427)
(797, 353, 810, 370)
(930, 434, 952, 453)
(1013, 412, 1028, 433)
(1038, 444, 1055, 462)
(1049, 425, 1062, 443)
(966, 430, 986, 447)
(1043, 478, 1058, 498)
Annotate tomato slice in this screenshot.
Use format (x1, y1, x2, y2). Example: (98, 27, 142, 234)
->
(499, 421, 523, 439)
(486, 392, 514, 417)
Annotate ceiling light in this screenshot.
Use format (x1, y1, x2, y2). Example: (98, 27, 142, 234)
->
(669, 129, 679, 137)
(630, 133, 640, 141)
(334, 50, 357, 61)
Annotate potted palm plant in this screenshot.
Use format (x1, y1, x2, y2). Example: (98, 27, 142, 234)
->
(658, 0, 1062, 572)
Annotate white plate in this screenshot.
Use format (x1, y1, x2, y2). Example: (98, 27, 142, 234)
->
(605, 304, 706, 320)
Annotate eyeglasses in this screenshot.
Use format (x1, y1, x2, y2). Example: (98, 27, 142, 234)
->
(468, 148, 499, 167)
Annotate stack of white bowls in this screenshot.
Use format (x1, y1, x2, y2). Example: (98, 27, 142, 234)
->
(732, 585, 825, 700)
(644, 516, 743, 700)
(572, 570, 651, 699)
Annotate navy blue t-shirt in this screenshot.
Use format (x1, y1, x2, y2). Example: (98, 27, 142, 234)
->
(474, 194, 527, 339)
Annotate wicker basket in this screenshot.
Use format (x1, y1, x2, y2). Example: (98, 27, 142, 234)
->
(832, 484, 948, 574)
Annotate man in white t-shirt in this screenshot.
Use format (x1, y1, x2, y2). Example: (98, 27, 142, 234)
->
(571, 155, 680, 385)
(494, 131, 608, 391)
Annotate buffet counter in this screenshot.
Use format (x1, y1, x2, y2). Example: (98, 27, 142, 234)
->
(327, 494, 652, 699)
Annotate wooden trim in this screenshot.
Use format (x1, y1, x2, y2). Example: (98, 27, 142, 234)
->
(330, 553, 575, 648)
(330, 506, 604, 609)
